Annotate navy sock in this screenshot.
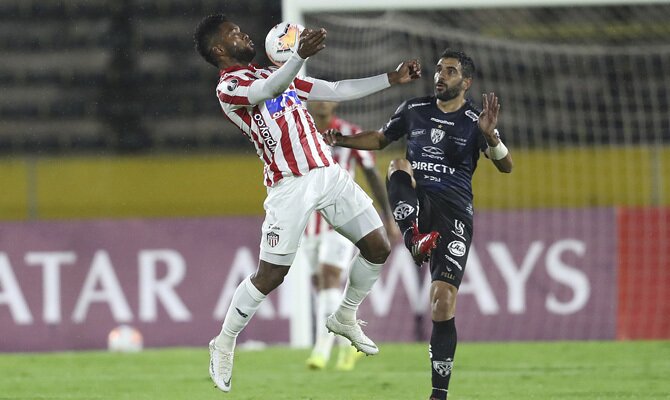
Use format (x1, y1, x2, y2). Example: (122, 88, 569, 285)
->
(386, 170, 418, 248)
(429, 318, 457, 400)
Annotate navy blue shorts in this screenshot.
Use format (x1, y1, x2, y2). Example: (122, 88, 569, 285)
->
(417, 188, 473, 288)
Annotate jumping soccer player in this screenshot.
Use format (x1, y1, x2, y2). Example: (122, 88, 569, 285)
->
(193, 14, 422, 393)
(323, 49, 513, 400)
(302, 101, 399, 372)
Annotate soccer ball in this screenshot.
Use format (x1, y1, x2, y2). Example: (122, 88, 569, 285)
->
(107, 325, 143, 352)
(265, 21, 304, 66)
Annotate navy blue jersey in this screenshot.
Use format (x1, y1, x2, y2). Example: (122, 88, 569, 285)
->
(383, 96, 490, 213)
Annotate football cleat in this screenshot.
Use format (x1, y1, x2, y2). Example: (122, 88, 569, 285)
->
(305, 354, 327, 370)
(326, 314, 378, 355)
(334, 345, 364, 371)
(409, 222, 440, 266)
(209, 339, 234, 392)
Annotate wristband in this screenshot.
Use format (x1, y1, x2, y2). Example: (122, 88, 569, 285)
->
(488, 141, 509, 160)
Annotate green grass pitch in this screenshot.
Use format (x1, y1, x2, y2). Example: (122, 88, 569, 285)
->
(1, 341, 668, 399)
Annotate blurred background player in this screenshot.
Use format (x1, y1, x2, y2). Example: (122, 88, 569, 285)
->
(323, 49, 513, 400)
(302, 101, 399, 371)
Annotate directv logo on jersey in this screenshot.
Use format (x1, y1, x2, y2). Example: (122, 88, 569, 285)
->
(411, 161, 455, 175)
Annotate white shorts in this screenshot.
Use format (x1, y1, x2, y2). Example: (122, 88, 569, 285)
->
(300, 230, 356, 272)
(259, 165, 382, 265)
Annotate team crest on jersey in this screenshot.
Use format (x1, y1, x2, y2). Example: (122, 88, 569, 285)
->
(432, 358, 454, 377)
(267, 232, 279, 247)
(431, 128, 445, 144)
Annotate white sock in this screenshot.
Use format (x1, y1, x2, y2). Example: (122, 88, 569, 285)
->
(335, 255, 382, 323)
(311, 288, 341, 359)
(215, 275, 266, 352)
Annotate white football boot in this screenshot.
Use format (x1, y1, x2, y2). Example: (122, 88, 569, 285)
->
(209, 339, 234, 392)
(325, 314, 379, 355)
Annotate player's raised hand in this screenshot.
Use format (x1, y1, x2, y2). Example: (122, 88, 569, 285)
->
(322, 128, 342, 146)
(478, 92, 500, 138)
(388, 59, 422, 85)
(297, 28, 327, 59)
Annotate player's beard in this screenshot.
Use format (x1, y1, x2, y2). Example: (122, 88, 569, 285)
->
(231, 45, 256, 64)
(435, 79, 463, 101)
(435, 84, 461, 101)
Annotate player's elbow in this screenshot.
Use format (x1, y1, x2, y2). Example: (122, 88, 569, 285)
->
(499, 162, 513, 173)
(376, 132, 389, 150)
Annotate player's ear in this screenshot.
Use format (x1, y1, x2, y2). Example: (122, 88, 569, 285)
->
(462, 77, 473, 92)
(211, 44, 225, 58)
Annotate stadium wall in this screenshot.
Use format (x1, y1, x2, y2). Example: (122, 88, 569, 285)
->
(0, 208, 667, 352)
(0, 146, 668, 220)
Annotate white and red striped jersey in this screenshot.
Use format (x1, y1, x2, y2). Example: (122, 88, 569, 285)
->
(216, 64, 334, 187)
(303, 117, 376, 237)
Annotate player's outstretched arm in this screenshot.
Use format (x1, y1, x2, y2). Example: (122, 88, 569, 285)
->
(322, 129, 389, 150)
(308, 59, 422, 102)
(479, 92, 513, 173)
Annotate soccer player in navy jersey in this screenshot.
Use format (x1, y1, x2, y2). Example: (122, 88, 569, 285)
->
(323, 49, 513, 400)
(193, 14, 421, 393)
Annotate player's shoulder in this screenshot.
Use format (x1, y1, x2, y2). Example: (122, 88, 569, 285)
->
(401, 95, 434, 112)
(219, 64, 267, 83)
(462, 99, 481, 122)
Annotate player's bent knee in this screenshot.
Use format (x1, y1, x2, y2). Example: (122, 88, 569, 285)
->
(253, 259, 291, 294)
(388, 158, 412, 176)
(357, 227, 391, 264)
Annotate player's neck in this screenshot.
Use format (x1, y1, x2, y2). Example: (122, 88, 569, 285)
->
(218, 57, 248, 70)
(435, 97, 466, 113)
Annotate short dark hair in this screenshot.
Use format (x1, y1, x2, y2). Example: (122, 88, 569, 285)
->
(194, 14, 229, 67)
(439, 49, 475, 79)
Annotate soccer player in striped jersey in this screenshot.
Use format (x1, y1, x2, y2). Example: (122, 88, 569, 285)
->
(193, 14, 421, 393)
(323, 49, 513, 400)
(302, 101, 399, 372)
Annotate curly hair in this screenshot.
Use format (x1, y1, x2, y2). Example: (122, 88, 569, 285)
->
(194, 14, 229, 67)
